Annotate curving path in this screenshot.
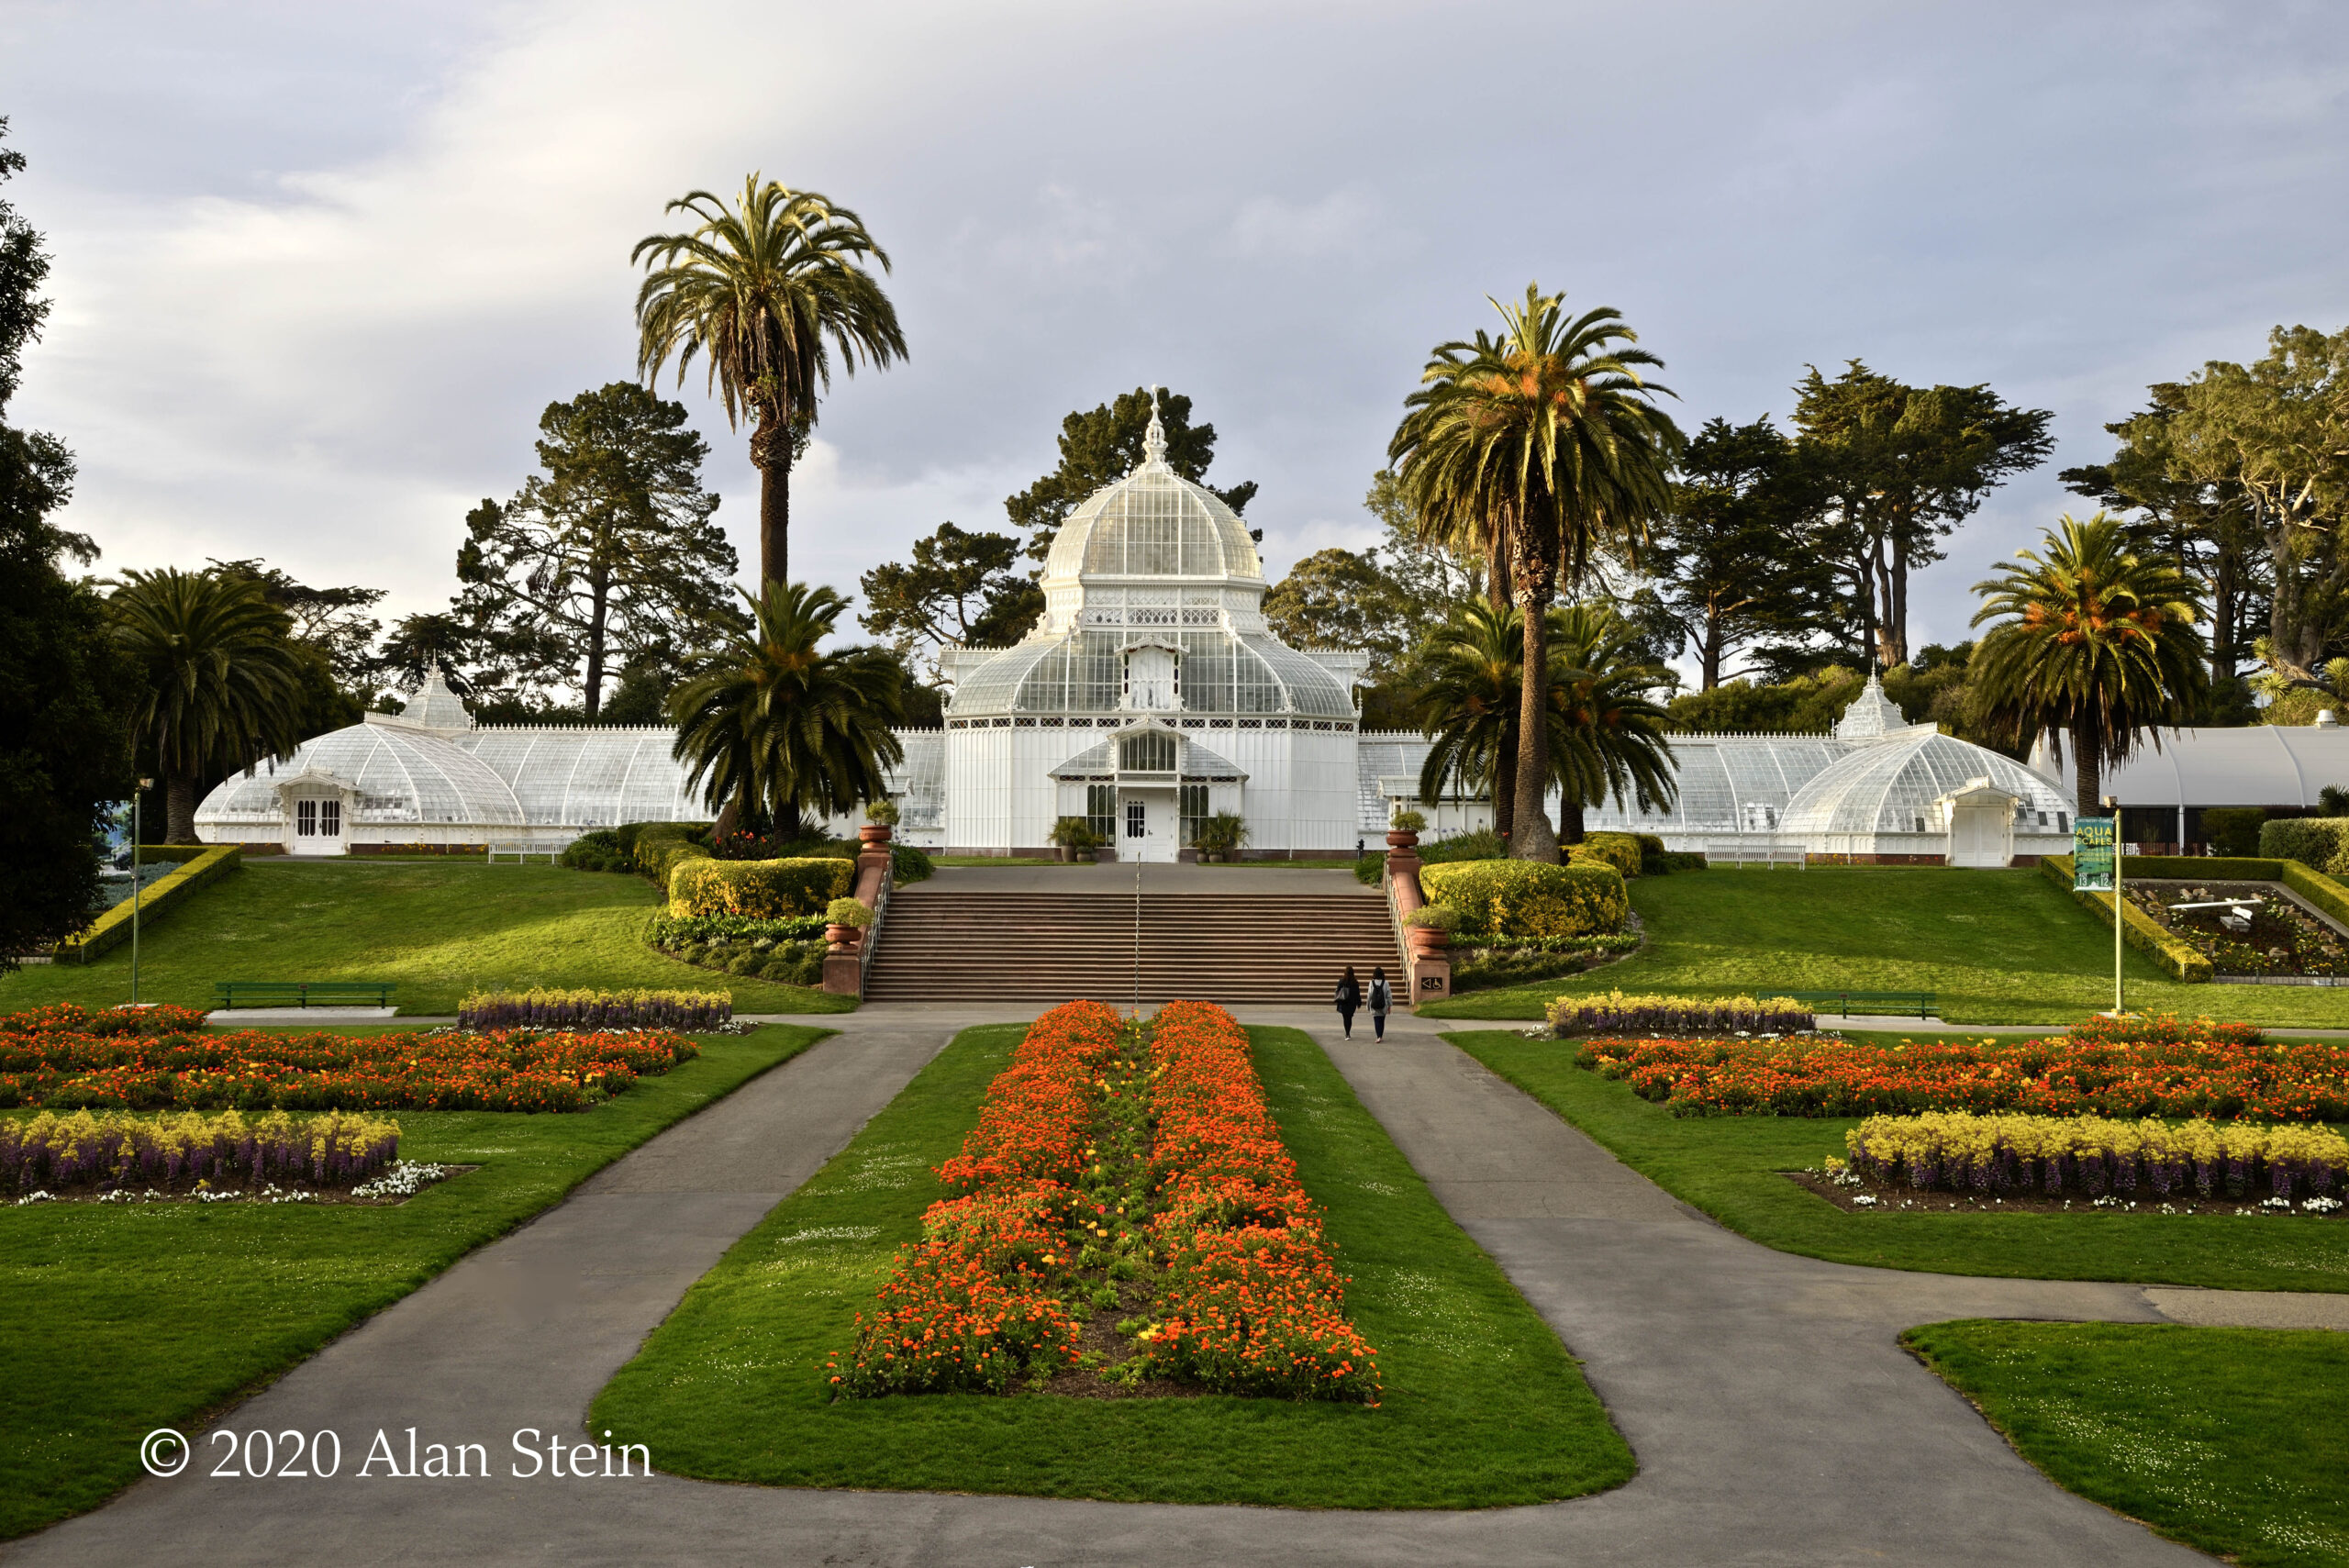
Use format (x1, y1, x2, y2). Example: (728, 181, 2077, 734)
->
(14, 1006, 2333, 1565)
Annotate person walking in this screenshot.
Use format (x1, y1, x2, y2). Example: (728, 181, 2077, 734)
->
(1334, 965, 1362, 1039)
(1369, 965, 1393, 1040)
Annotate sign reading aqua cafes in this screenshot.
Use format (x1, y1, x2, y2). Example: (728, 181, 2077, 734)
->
(2073, 816, 2116, 893)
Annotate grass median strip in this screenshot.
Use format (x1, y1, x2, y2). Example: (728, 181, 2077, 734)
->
(1449, 1029, 2349, 1292)
(590, 1020, 1631, 1508)
(0, 1024, 826, 1540)
(1906, 1320, 2349, 1568)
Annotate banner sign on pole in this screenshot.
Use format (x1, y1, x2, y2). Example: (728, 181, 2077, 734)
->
(2074, 817, 2116, 893)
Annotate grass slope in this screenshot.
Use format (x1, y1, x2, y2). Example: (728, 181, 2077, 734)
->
(1907, 1320, 2349, 1568)
(1425, 867, 2349, 1027)
(1449, 1029, 2349, 1292)
(0, 1025, 825, 1539)
(589, 1023, 1632, 1508)
(0, 862, 853, 1015)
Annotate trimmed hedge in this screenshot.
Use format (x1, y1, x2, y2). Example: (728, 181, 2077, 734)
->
(2122, 855, 2287, 881)
(54, 846, 241, 964)
(1569, 832, 1643, 880)
(667, 856, 853, 918)
(1419, 858, 1629, 940)
(2260, 816, 2349, 873)
(2038, 853, 2213, 983)
(638, 827, 714, 887)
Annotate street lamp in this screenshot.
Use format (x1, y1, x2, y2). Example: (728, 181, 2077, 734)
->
(131, 779, 152, 1007)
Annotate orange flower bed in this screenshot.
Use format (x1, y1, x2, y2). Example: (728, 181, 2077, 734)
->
(831, 1000, 1120, 1396)
(1131, 1001, 1379, 1403)
(830, 999, 1377, 1402)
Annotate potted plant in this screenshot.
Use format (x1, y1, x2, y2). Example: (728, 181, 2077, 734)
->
(1388, 808, 1427, 851)
(860, 799, 899, 847)
(1401, 902, 1455, 955)
(1049, 815, 1093, 863)
(1197, 810, 1249, 863)
(823, 895, 874, 950)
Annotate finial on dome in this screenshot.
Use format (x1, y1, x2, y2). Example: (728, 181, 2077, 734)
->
(1142, 385, 1167, 468)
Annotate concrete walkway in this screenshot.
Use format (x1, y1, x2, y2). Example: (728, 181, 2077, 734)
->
(17, 1004, 2337, 1565)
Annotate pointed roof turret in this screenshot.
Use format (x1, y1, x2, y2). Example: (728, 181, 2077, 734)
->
(396, 662, 475, 732)
(1833, 672, 1909, 741)
(1140, 385, 1168, 470)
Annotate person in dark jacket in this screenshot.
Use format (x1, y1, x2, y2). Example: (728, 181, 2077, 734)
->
(1334, 965, 1361, 1038)
(1369, 965, 1393, 1040)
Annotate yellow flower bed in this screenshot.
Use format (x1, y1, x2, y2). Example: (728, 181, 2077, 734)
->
(1830, 1110, 2348, 1205)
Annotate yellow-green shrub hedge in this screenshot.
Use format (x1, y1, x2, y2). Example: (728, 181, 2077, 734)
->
(2038, 853, 2212, 983)
(1419, 859, 1628, 940)
(667, 857, 853, 918)
(1568, 832, 1642, 879)
(637, 829, 713, 887)
(54, 845, 242, 963)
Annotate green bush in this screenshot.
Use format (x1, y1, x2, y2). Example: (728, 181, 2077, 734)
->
(646, 912, 829, 950)
(559, 829, 632, 873)
(668, 857, 855, 918)
(1569, 832, 1642, 880)
(1632, 831, 1670, 875)
(1419, 829, 1504, 864)
(725, 951, 763, 976)
(891, 842, 934, 885)
(637, 825, 714, 886)
(2259, 817, 2349, 873)
(54, 845, 242, 963)
(1658, 851, 1709, 873)
(2199, 806, 2266, 857)
(2036, 854, 2213, 982)
(1419, 859, 1629, 940)
(2121, 855, 2282, 881)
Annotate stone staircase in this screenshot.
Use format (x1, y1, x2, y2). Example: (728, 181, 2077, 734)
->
(863, 890, 1405, 1005)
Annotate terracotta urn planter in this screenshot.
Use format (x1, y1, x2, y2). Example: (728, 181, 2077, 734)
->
(825, 924, 863, 950)
(858, 823, 894, 847)
(1405, 925, 1450, 957)
(1386, 829, 1420, 851)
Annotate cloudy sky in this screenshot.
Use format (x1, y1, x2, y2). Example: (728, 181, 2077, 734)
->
(5, 0, 2346, 673)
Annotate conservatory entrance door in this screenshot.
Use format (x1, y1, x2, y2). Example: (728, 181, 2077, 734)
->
(288, 794, 345, 856)
(1119, 788, 1177, 862)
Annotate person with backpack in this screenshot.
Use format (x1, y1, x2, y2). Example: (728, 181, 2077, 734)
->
(1334, 965, 1362, 1038)
(1368, 965, 1393, 1040)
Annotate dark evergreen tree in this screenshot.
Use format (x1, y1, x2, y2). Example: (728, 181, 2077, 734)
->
(1004, 387, 1257, 561)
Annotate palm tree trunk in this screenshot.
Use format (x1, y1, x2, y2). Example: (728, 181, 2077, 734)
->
(1491, 746, 1517, 843)
(1511, 548, 1559, 864)
(2071, 723, 2101, 822)
(751, 417, 792, 593)
(713, 794, 743, 843)
(166, 773, 199, 845)
(1559, 798, 1586, 847)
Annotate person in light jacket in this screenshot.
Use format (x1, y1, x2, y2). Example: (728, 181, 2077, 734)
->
(1334, 965, 1362, 1038)
(1368, 965, 1393, 1040)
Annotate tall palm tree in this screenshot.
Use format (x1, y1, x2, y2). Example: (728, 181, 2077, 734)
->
(1413, 599, 1524, 840)
(1971, 513, 2207, 819)
(633, 176, 907, 593)
(1547, 603, 1677, 845)
(1389, 284, 1681, 861)
(110, 569, 308, 842)
(669, 581, 906, 840)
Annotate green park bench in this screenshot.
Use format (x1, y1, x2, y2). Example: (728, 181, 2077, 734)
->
(1768, 989, 1936, 1020)
(213, 981, 398, 1009)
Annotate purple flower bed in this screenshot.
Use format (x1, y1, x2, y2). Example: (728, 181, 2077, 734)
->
(455, 987, 731, 1031)
(1, 1108, 401, 1194)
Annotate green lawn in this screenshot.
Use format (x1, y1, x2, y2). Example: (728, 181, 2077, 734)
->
(1426, 867, 2349, 1027)
(1447, 1029, 2349, 1292)
(0, 861, 853, 1016)
(1907, 1321, 2349, 1568)
(0, 1024, 826, 1539)
(589, 1023, 1633, 1509)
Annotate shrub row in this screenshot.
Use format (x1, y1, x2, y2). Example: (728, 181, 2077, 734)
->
(832, 1000, 1123, 1396)
(456, 988, 730, 1030)
(1419, 858, 1628, 939)
(1546, 990, 1814, 1038)
(2259, 816, 2349, 872)
(1832, 1111, 2347, 1204)
(1573, 1014, 2349, 1122)
(2037, 853, 2213, 982)
(1133, 1001, 1380, 1403)
(667, 856, 853, 918)
(53, 845, 241, 963)
(0, 1108, 401, 1195)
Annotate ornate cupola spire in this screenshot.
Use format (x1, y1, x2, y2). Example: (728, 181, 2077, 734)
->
(1141, 384, 1167, 469)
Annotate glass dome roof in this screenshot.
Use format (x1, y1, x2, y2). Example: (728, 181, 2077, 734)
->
(952, 626, 1353, 717)
(194, 720, 528, 829)
(1040, 399, 1262, 586)
(1780, 731, 2074, 836)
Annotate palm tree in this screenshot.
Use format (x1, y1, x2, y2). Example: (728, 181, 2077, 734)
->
(633, 176, 907, 593)
(110, 569, 308, 842)
(669, 581, 906, 840)
(1413, 599, 1524, 841)
(1970, 513, 2207, 819)
(1547, 603, 1677, 845)
(1389, 284, 1681, 862)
